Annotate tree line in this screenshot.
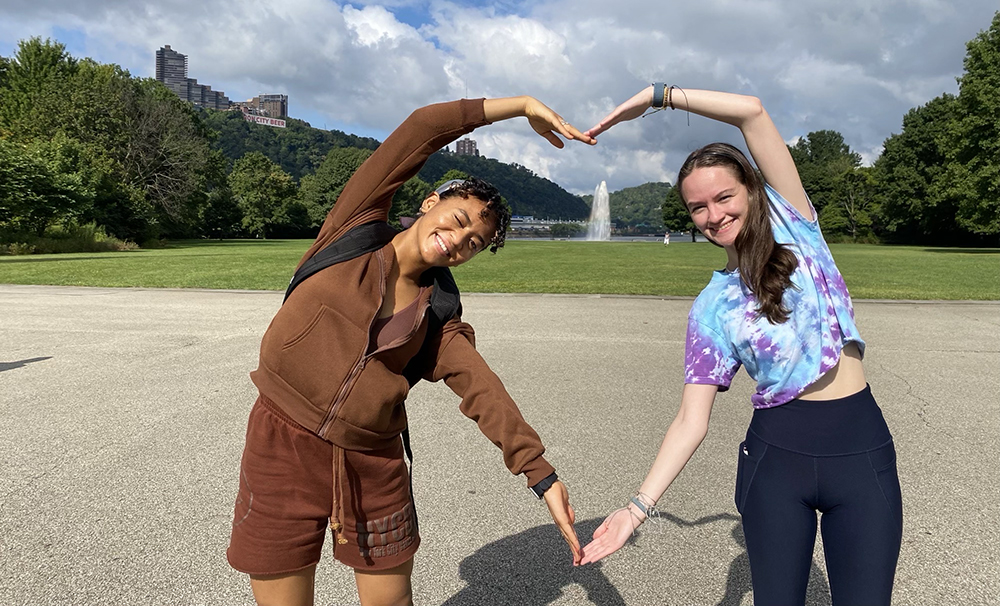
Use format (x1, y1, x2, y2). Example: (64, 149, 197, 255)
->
(2, 13, 997, 252)
(0, 38, 586, 252)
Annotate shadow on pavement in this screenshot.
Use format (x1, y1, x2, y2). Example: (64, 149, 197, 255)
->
(442, 517, 628, 605)
(649, 511, 833, 606)
(0, 356, 52, 373)
(442, 512, 834, 605)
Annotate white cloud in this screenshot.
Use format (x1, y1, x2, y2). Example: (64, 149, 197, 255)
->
(425, 7, 573, 95)
(1, 0, 997, 195)
(343, 4, 422, 46)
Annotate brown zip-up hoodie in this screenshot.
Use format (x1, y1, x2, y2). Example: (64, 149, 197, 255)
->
(250, 99, 555, 487)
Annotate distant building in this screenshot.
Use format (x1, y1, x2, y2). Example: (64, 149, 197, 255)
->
(234, 94, 289, 118)
(155, 45, 230, 110)
(154, 45, 187, 96)
(455, 137, 479, 156)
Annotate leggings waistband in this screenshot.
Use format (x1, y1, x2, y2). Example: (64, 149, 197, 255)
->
(748, 385, 892, 456)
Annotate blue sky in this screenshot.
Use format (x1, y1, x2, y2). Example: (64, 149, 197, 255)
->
(1, 1, 997, 194)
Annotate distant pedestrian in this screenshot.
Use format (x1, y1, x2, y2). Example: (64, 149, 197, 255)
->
(579, 84, 902, 606)
(663, 232, 670, 245)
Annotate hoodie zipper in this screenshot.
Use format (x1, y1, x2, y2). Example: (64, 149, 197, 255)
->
(316, 252, 433, 437)
(317, 249, 387, 436)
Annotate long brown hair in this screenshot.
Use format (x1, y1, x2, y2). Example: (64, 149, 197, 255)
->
(677, 143, 798, 324)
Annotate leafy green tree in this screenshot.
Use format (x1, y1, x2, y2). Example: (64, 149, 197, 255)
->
(0, 39, 219, 242)
(271, 199, 314, 238)
(941, 11, 1000, 239)
(0, 38, 78, 140)
(0, 139, 65, 235)
(788, 130, 861, 212)
(298, 147, 373, 225)
(229, 152, 298, 238)
(662, 185, 698, 241)
(200, 187, 244, 239)
(391, 176, 431, 227)
(871, 95, 959, 244)
(0, 136, 97, 237)
(787, 130, 869, 238)
(820, 166, 876, 241)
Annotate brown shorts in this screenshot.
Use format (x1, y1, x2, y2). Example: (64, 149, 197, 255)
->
(227, 395, 419, 575)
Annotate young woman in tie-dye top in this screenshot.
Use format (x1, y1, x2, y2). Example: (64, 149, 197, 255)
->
(578, 85, 902, 606)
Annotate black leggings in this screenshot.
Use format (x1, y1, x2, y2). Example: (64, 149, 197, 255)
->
(736, 386, 902, 606)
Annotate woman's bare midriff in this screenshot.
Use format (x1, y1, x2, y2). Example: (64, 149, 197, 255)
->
(797, 342, 868, 401)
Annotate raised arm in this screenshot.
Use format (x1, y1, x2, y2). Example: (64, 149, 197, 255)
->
(587, 85, 812, 219)
(579, 383, 717, 565)
(302, 97, 594, 267)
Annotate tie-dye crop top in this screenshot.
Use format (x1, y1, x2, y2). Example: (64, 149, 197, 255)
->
(684, 184, 865, 408)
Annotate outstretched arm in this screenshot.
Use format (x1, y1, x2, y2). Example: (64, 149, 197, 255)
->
(423, 318, 582, 563)
(586, 85, 811, 218)
(579, 383, 717, 565)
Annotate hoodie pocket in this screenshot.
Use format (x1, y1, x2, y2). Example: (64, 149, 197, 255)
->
(276, 304, 365, 410)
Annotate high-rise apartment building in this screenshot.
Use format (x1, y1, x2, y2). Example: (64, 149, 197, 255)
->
(155, 45, 188, 97)
(455, 137, 479, 156)
(155, 45, 230, 111)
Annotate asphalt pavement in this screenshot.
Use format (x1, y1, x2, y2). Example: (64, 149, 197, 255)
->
(0, 285, 997, 606)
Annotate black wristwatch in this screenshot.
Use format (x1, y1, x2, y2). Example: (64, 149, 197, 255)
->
(530, 472, 558, 499)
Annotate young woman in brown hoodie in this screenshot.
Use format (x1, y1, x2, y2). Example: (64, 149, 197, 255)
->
(227, 96, 594, 606)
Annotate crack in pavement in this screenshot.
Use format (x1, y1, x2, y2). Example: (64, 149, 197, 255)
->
(877, 364, 957, 440)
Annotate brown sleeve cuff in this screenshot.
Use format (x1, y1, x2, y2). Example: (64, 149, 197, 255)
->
(520, 455, 556, 488)
(462, 97, 488, 127)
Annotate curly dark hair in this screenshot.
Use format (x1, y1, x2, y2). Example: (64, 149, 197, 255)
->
(436, 177, 511, 253)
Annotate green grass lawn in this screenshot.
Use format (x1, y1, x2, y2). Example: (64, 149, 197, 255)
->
(0, 239, 997, 300)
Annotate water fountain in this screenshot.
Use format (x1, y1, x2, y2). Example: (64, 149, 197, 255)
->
(586, 181, 611, 241)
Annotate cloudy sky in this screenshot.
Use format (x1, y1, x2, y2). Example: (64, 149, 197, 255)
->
(1, 0, 996, 194)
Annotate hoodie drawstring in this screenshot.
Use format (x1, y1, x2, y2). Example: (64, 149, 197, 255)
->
(330, 443, 348, 545)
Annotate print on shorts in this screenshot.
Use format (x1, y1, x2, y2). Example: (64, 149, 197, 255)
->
(356, 503, 415, 558)
(232, 465, 253, 528)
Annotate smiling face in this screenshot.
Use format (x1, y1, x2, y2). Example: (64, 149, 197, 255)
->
(680, 165, 750, 251)
(410, 192, 498, 267)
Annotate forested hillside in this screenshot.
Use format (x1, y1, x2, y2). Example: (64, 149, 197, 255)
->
(199, 110, 379, 180)
(418, 150, 589, 220)
(203, 108, 589, 221)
